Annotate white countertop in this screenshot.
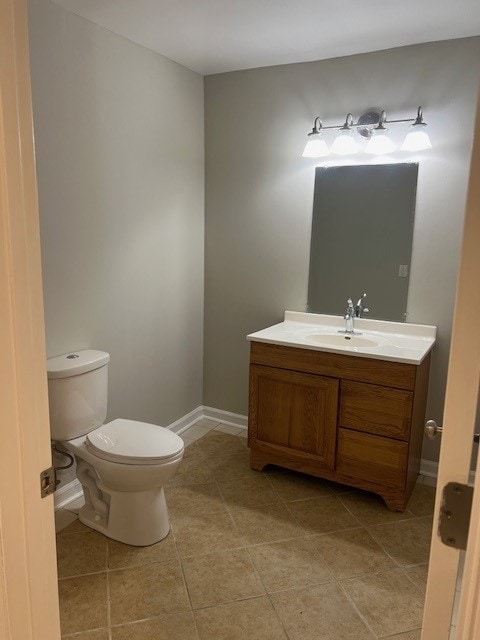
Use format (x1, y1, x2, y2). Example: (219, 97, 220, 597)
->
(247, 311, 437, 365)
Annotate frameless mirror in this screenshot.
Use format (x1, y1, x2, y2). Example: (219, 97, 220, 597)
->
(307, 163, 418, 321)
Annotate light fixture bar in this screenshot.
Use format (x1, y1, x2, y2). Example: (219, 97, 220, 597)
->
(302, 106, 431, 157)
(314, 108, 421, 131)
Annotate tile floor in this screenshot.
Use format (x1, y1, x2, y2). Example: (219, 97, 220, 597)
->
(55, 418, 438, 640)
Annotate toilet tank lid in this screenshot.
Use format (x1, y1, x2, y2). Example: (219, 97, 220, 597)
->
(47, 350, 110, 379)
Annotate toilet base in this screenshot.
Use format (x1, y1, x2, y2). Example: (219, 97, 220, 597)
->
(79, 484, 171, 546)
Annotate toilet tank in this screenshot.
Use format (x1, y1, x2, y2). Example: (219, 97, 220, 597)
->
(47, 350, 110, 441)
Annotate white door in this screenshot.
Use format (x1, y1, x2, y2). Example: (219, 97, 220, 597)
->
(422, 90, 480, 639)
(0, 0, 61, 638)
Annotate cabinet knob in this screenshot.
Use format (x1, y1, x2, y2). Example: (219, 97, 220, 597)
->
(425, 419, 443, 440)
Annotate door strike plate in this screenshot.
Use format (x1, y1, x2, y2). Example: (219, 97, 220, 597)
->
(438, 482, 473, 550)
(40, 465, 57, 498)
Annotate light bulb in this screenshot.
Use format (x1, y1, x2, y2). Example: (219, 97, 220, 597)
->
(365, 132, 395, 155)
(401, 128, 432, 151)
(302, 134, 330, 158)
(330, 131, 359, 155)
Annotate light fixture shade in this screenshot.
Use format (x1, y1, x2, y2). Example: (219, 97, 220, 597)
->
(401, 128, 432, 152)
(302, 134, 330, 158)
(331, 131, 359, 155)
(365, 132, 395, 155)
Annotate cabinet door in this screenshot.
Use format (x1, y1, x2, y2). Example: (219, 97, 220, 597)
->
(249, 364, 339, 470)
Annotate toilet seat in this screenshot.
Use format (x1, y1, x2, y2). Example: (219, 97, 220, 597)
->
(86, 418, 184, 465)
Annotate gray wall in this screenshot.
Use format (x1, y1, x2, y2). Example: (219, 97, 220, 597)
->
(204, 38, 480, 462)
(28, 0, 205, 452)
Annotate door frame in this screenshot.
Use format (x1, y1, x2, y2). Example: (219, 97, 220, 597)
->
(422, 89, 480, 639)
(2, 0, 480, 638)
(0, 0, 61, 638)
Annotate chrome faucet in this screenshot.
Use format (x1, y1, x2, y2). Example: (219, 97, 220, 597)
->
(341, 293, 369, 334)
(344, 298, 355, 334)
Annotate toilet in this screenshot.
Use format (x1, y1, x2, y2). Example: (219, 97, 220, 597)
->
(47, 349, 184, 546)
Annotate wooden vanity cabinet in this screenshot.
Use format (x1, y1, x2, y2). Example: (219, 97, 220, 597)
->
(249, 365, 339, 471)
(248, 341, 431, 511)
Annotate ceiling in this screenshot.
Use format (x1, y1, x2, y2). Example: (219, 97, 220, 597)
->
(52, 0, 480, 75)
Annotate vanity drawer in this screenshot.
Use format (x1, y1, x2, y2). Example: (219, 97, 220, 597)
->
(339, 381, 413, 440)
(336, 428, 408, 489)
(250, 342, 416, 390)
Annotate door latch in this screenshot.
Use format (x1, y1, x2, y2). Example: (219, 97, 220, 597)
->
(438, 482, 473, 550)
(40, 465, 58, 498)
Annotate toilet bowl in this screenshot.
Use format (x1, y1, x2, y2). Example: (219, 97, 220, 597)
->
(47, 350, 184, 546)
(62, 418, 184, 546)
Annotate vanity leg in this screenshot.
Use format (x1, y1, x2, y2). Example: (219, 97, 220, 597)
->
(382, 493, 408, 512)
(250, 449, 271, 472)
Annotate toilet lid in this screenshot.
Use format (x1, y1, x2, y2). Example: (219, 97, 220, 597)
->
(86, 418, 184, 464)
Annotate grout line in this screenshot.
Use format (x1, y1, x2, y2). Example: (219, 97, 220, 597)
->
(105, 538, 112, 639)
(262, 471, 378, 637)
(262, 473, 310, 532)
(58, 568, 108, 581)
(170, 525, 201, 639)
(335, 578, 382, 639)
(336, 492, 418, 526)
(381, 626, 423, 639)
(263, 472, 363, 534)
(190, 592, 279, 613)
(107, 611, 196, 629)
(399, 564, 429, 593)
(364, 515, 434, 569)
(61, 627, 111, 638)
(264, 590, 292, 639)
(339, 564, 427, 585)
(262, 459, 429, 639)
(336, 563, 426, 639)
(211, 468, 293, 637)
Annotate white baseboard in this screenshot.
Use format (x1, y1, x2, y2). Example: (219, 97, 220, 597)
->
(166, 405, 204, 435)
(55, 404, 458, 510)
(419, 458, 476, 486)
(420, 458, 439, 480)
(54, 478, 83, 510)
(202, 406, 248, 429)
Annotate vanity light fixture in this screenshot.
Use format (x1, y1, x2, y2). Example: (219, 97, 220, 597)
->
(302, 118, 330, 157)
(303, 106, 431, 157)
(330, 114, 360, 155)
(365, 111, 396, 155)
(401, 106, 432, 152)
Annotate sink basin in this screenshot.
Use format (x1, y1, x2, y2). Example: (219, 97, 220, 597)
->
(305, 333, 380, 348)
(247, 312, 437, 364)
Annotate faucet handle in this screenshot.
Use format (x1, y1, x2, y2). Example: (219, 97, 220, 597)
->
(354, 293, 369, 318)
(356, 292, 367, 307)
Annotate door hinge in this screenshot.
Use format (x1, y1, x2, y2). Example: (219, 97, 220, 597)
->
(40, 465, 57, 498)
(438, 482, 473, 550)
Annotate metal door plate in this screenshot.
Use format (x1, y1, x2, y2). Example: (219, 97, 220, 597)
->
(439, 482, 473, 550)
(40, 465, 57, 498)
